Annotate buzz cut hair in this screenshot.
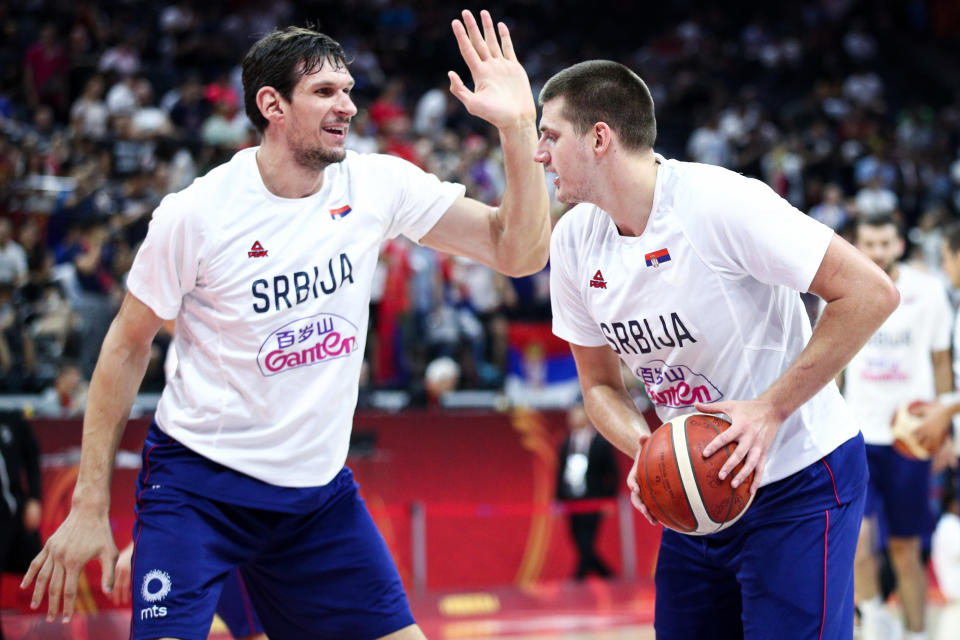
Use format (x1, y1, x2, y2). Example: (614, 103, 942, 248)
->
(242, 26, 348, 133)
(538, 60, 656, 152)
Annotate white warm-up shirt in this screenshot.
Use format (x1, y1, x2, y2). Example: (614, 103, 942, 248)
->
(843, 264, 952, 444)
(127, 148, 463, 486)
(550, 155, 857, 487)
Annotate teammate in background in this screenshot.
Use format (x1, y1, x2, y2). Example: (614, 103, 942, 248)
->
(542, 60, 898, 638)
(22, 10, 550, 639)
(843, 214, 953, 640)
(931, 474, 960, 640)
(112, 542, 268, 640)
(909, 221, 960, 460)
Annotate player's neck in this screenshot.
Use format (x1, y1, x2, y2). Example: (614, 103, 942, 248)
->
(255, 141, 326, 199)
(602, 151, 658, 237)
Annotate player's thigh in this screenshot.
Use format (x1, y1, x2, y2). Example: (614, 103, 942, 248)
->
(131, 485, 250, 640)
(879, 454, 931, 537)
(376, 623, 427, 640)
(653, 530, 744, 640)
(240, 470, 416, 640)
(739, 492, 864, 640)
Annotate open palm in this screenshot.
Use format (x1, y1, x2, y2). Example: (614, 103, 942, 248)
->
(449, 10, 537, 129)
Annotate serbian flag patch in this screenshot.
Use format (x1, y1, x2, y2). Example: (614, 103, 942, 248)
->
(330, 205, 352, 220)
(644, 248, 671, 267)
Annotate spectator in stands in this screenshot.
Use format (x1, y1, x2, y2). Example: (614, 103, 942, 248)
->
(69, 74, 109, 141)
(23, 23, 70, 118)
(0, 219, 28, 287)
(34, 360, 87, 417)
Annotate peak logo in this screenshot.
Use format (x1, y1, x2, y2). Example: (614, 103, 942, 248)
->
(258, 312, 359, 376)
(590, 270, 607, 289)
(248, 241, 268, 258)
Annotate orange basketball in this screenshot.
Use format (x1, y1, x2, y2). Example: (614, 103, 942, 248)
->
(636, 412, 756, 535)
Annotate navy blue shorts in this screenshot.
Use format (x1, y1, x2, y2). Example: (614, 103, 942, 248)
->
(654, 433, 868, 640)
(864, 443, 931, 538)
(129, 425, 414, 640)
(216, 568, 263, 639)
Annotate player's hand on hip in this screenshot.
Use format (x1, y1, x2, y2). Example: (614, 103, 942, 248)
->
(697, 399, 780, 495)
(627, 433, 659, 525)
(448, 10, 537, 129)
(20, 507, 118, 623)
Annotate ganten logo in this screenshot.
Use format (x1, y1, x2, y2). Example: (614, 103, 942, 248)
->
(258, 312, 359, 376)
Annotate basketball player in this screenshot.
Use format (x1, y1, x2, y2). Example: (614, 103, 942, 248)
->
(22, 11, 550, 639)
(843, 215, 952, 640)
(541, 61, 898, 638)
(908, 221, 960, 459)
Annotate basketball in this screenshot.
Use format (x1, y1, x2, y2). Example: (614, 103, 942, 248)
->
(890, 400, 934, 460)
(636, 412, 756, 535)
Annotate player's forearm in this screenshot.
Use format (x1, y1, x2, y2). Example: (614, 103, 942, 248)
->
(583, 384, 651, 458)
(71, 324, 153, 513)
(492, 118, 550, 276)
(933, 350, 953, 396)
(761, 290, 897, 423)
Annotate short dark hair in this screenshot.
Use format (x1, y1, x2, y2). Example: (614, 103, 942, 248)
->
(857, 213, 903, 239)
(242, 26, 348, 133)
(539, 60, 656, 152)
(944, 220, 960, 253)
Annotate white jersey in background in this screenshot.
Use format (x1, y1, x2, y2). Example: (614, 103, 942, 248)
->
(842, 263, 952, 445)
(127, 148, 463, 486)
(550, 155, 858, 487)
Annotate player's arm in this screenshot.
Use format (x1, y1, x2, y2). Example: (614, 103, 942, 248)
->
(570, 343, 658, 524)
(700, 234, 899, 493)
(913, 349, 959, 452)
(21, 291, 164, 622)
(419, 10, 550, 277)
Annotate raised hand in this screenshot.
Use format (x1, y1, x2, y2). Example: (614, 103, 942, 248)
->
(449, 10, 537, 130)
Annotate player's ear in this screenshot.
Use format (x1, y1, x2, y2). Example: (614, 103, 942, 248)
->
(592, 122, 612, 157)
(256, 86, 284, 127)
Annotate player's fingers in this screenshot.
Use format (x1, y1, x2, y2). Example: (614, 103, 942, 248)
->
(46, 563, 65, 621)
(479, 10, 502, 58)
(61, 568, 80, 623)
(749, 454, 766, 495)
(461, 10, 491, 60)
(30, 554, 54, 609)
(695, 401, 728, 415)
(498, 22, 517, 61)
(702, 427, 738, 458)
(631, 492, 658, 525)
(718, 439, 751, 480)
(731, 444, 762, 489)
(450, 20, 481, 70)
(100, 547, 117, 594)
(447, 71, 473, 105)
(21, 546, 48, 589)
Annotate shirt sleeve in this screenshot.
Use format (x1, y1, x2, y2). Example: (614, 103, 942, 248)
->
(375, 155, 466, 243)
(550, 215, 608, 348)
(682, 169, 834, 292)
(126, 192, 206, 319)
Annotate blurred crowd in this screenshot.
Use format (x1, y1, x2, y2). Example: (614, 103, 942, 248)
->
(1, 0, 960, 409)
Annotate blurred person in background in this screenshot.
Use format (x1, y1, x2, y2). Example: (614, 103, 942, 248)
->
(555, 402, 618, 581)
(0, 409, 42, 640)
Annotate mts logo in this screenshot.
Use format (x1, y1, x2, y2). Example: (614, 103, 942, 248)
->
(140, 605, 168, 620)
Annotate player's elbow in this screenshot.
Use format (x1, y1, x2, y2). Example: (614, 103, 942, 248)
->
(500, 243, 549, 277)
(872, 272, 900, 320)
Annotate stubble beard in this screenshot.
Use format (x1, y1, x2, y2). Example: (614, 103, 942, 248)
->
(292, 141, 346, 172)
